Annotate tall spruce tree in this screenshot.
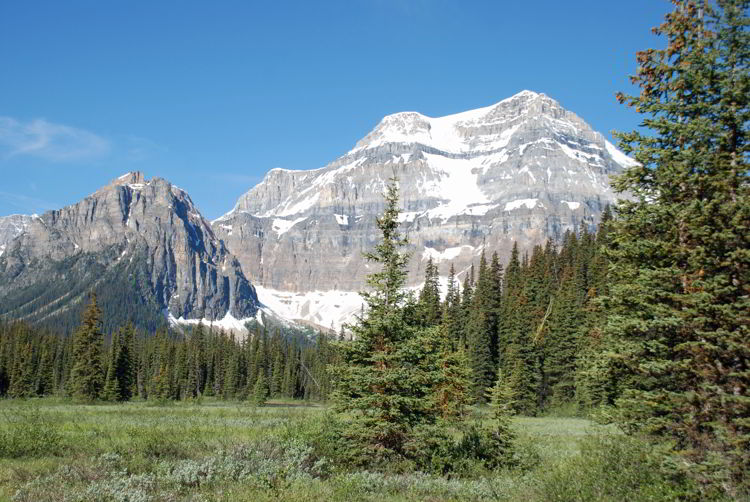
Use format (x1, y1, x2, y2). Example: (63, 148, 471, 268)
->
(70, 293, 105, 401)
(608, 1, 749, 496)
(441, 264, 463, 349)
(466, 252, 496, 401)
(332, 178, 442, 462)
(101, 329, 122, 401)
(417, 257, 442, 327)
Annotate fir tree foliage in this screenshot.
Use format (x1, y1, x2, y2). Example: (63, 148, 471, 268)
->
(607, 1, 750, 495)
(332, 178, 447, 463)
(70, 293, 105, 401)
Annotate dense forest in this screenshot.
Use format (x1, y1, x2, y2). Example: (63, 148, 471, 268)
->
(0, 213, 610, 412)
(0, 315, 335, 404)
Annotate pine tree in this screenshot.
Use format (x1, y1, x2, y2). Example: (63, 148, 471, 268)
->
(332, 178, 442, 462)
(608, 1, 750, 495)
(70, 293, 105, 401)
(36, 343, 55, 396)
(417, 257, 442, 327)
(101, 329, 121, 401)
(252, 372, 269, 405)
(116, 323, 135, 401)
(441, 264, 462, 349)
(466, 252, 496, 401)
(486, 370, 517, 456)
(9, 341, 35, 398)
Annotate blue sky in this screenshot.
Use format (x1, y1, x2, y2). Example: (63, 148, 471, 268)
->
(0, 0, 671, 220)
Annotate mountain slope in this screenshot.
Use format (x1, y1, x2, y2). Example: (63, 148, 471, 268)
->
(0, 172, 259, 334)
(213, 90, 634, 329)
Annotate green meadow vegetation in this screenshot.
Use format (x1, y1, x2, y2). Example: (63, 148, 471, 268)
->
(0, 398, 693, 502)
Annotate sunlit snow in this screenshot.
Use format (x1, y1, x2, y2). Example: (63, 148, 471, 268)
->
(504, 198, 539, 211)
(422, 245, 475, 262)
(272, 217, 307, 236)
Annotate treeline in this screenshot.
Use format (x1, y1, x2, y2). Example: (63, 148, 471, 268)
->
(0, 305, 334, 402)
(414, 207, 614, 414)
(1, 215, 613, 413)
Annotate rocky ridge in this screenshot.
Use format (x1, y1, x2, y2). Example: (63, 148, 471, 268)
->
(213, 90, 635, 330)
(0, 172, 260, 332)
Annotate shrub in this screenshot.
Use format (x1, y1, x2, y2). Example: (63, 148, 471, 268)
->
(0, 408, 65, 458)
(532, 433, 702, 502)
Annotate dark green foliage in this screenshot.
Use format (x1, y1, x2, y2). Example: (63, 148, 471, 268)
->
(252, 372, 269, 405)
(466, 252, 497, 402)
(440, 264, 462, 349)
(332, 178, 440, 462)
(532, 434, 698, 502)
(0, 247, 168, 335)
(70, 294, 105, 401)
(417, 257, 442, 327)
(604, 1, 750, 496)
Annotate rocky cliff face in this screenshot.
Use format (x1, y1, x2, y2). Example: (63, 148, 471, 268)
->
(213, 90, 635, 329)
(0, 172, 259, 331)
(0, 214, 32, 258)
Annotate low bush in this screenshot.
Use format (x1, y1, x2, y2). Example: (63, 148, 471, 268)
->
(531, 433, 702, 502)
(0, 408, 66, 458)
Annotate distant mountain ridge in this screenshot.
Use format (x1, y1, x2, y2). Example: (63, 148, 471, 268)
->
(212, 90, 633, 329)
(0, 91, 635, 333)
(0, 172, 260, 334)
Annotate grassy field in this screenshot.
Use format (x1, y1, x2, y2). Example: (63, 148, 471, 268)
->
(0, 398, 684, 502)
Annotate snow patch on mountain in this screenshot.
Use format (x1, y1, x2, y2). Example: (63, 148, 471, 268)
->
(504, 198, 540, 211)
(272, 217, 307, 236)
(254, 285, 364, 331)
(421, 153, 489, 221)
(605, 139, 639, 168)
(169, 310, 257, 337)
(422, 245, 476, 262)
(334, 214, 349, 226)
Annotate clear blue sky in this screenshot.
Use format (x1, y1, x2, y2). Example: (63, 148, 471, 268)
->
(0, 0, 671, 220)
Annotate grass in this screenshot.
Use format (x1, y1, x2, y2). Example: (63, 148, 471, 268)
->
(0, 398, 692, 502)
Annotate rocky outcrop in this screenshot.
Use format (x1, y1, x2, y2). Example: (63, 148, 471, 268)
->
(0, 214, 32, 257)
(213, 90, 635, 329)
(0, 172, 259, 330)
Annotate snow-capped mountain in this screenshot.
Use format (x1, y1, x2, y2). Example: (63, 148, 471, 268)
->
(213, 90, 634, 330)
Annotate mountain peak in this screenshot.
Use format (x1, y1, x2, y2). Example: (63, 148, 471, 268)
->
(109, 171, 147, 187)
(353, 90, 568, 154)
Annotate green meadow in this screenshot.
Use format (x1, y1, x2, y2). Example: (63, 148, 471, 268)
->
(0, 398, 686, 502)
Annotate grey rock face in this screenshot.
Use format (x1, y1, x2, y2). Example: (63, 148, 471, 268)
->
(0, 172, 259, 325)
(0, 214, 32, 257)
(213, 90, 635, 328)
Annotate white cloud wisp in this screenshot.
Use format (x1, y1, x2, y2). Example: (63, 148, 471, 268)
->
(0, 116, 110, 162)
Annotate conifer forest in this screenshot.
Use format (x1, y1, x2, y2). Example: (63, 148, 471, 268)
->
(0, 2, 748, 501)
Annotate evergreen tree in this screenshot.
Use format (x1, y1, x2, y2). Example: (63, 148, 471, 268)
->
(332, 178, 442, 462)
(9, 341, 34, 398)
(116, 323, 135, 401)
(252, 372, 269, 405)
(101, 329, 121, 401)
(417, 257, 442, 327)
(487, 370, 516, 451)
(441, 264, 462, 349)
(36, 343, 55, 396)
(70, 293, 105, 401)
(466, 252, 496, 401)
(608, 1, 750, 495)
